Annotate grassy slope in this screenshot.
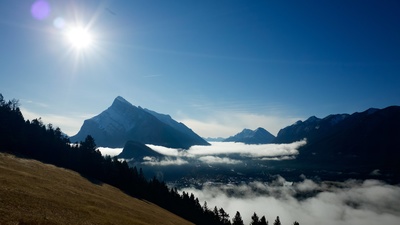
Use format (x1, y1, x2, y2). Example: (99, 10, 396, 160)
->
(0, 153, 193, 225)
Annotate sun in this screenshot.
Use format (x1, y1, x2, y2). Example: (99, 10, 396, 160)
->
(65, 26, 93, 49)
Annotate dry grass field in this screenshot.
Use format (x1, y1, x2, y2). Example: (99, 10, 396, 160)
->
(0, 153, 193, 225)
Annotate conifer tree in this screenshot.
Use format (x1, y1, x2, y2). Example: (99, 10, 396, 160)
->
(232, 211, 244, 225)
(203, 201, 209, 212)
(213, 206, 220, 221)
(80, 135, 97, 152)
(260, 216, 268, 225)
(250, 212, 260, 225)
(273, 216, 281, 225)
(219, 208, 230, 225)
(293, 221, 300, 225)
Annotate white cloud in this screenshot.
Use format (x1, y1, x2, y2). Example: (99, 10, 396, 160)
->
(187, 141, 306, 158)
(181, 177, 400, 225)
(97, 147, 122, 157)
(260, 156, 296, 160)
(146, 144, 181, 156)
(198, 156, 241, 164)
(142, 157, 189, 166)
(144, 141, 306, 166)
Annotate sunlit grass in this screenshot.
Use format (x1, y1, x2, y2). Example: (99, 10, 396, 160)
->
(0, 153, 193, 225)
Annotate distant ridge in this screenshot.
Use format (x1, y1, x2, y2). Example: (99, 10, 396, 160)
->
(203, 137, 225, 142)
(70, 96, 209, 149)
(274, 106, 400, 171)
(224, 127, 275, 144)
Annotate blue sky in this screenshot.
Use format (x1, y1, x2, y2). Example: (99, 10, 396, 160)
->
(1, 0, 399, 138)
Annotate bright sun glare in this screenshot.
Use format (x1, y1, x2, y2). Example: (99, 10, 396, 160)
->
(66, 26, 93, 49)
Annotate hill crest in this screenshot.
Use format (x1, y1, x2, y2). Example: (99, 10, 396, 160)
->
(0, 153, 193, 225)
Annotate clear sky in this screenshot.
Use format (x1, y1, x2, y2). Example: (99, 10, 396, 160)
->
(1, 0, 399, 138)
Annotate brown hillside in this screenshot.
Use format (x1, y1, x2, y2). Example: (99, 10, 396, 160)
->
(0, 153, 193, 225)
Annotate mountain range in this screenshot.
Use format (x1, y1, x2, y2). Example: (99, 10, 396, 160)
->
(219, 106, 400, 172)
(274, 106, 400, 172)
(69, 96, 400, 174)
(224, 127, 275, 144)
(70, 96, 209, 149)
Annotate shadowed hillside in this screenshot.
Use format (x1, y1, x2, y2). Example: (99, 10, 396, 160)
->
(0, 153, 193, 225)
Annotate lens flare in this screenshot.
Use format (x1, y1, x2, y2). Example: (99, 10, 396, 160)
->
(31, 0, 51, 20)
(53, 17, 65, 29)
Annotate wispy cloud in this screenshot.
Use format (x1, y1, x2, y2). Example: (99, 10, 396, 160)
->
(260, 156, 296, 160)
(198, 156, 241, 164)
(20, 107, 93, 136)
(181, 177, 400, 225)
(142, 157, 189, 166)
(21, 99, 49, 108)
(146, 144, 181, 157)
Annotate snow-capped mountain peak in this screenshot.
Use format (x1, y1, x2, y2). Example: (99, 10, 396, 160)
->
(70, 96, 209, 149)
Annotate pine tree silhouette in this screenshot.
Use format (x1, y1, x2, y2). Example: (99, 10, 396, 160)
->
(273, 216, 281, 225)
(232, 211, 244, 225)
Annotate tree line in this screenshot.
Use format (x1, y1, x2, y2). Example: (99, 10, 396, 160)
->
(0, 94, 300, 225)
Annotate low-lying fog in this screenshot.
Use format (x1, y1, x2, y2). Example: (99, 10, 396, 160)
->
(98, 141, 307, 165)
(98, 142, 400, 225)
(181, 176, 400, 225)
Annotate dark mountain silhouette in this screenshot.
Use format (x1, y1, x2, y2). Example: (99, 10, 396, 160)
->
(118, 140, 163, 160)
(70, 96, 209, 149)
(274, 114, 349, 143)
(274, 106, 400, 172)
(224, 127, 275, 144)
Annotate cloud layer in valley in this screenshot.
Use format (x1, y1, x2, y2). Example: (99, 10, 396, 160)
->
(97, 147, 123, 157)
(187, 141, 306, 158)
(181, 176, 400, 225)
(144, 140, 306, 165)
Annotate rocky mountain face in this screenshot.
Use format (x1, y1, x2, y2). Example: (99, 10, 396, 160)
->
(274, 106, 400, 171)
(224, 127, 275, 144)
(70, 96, 209, 149)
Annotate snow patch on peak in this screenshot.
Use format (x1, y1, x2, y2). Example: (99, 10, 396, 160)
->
(91, 96, 144, 132)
